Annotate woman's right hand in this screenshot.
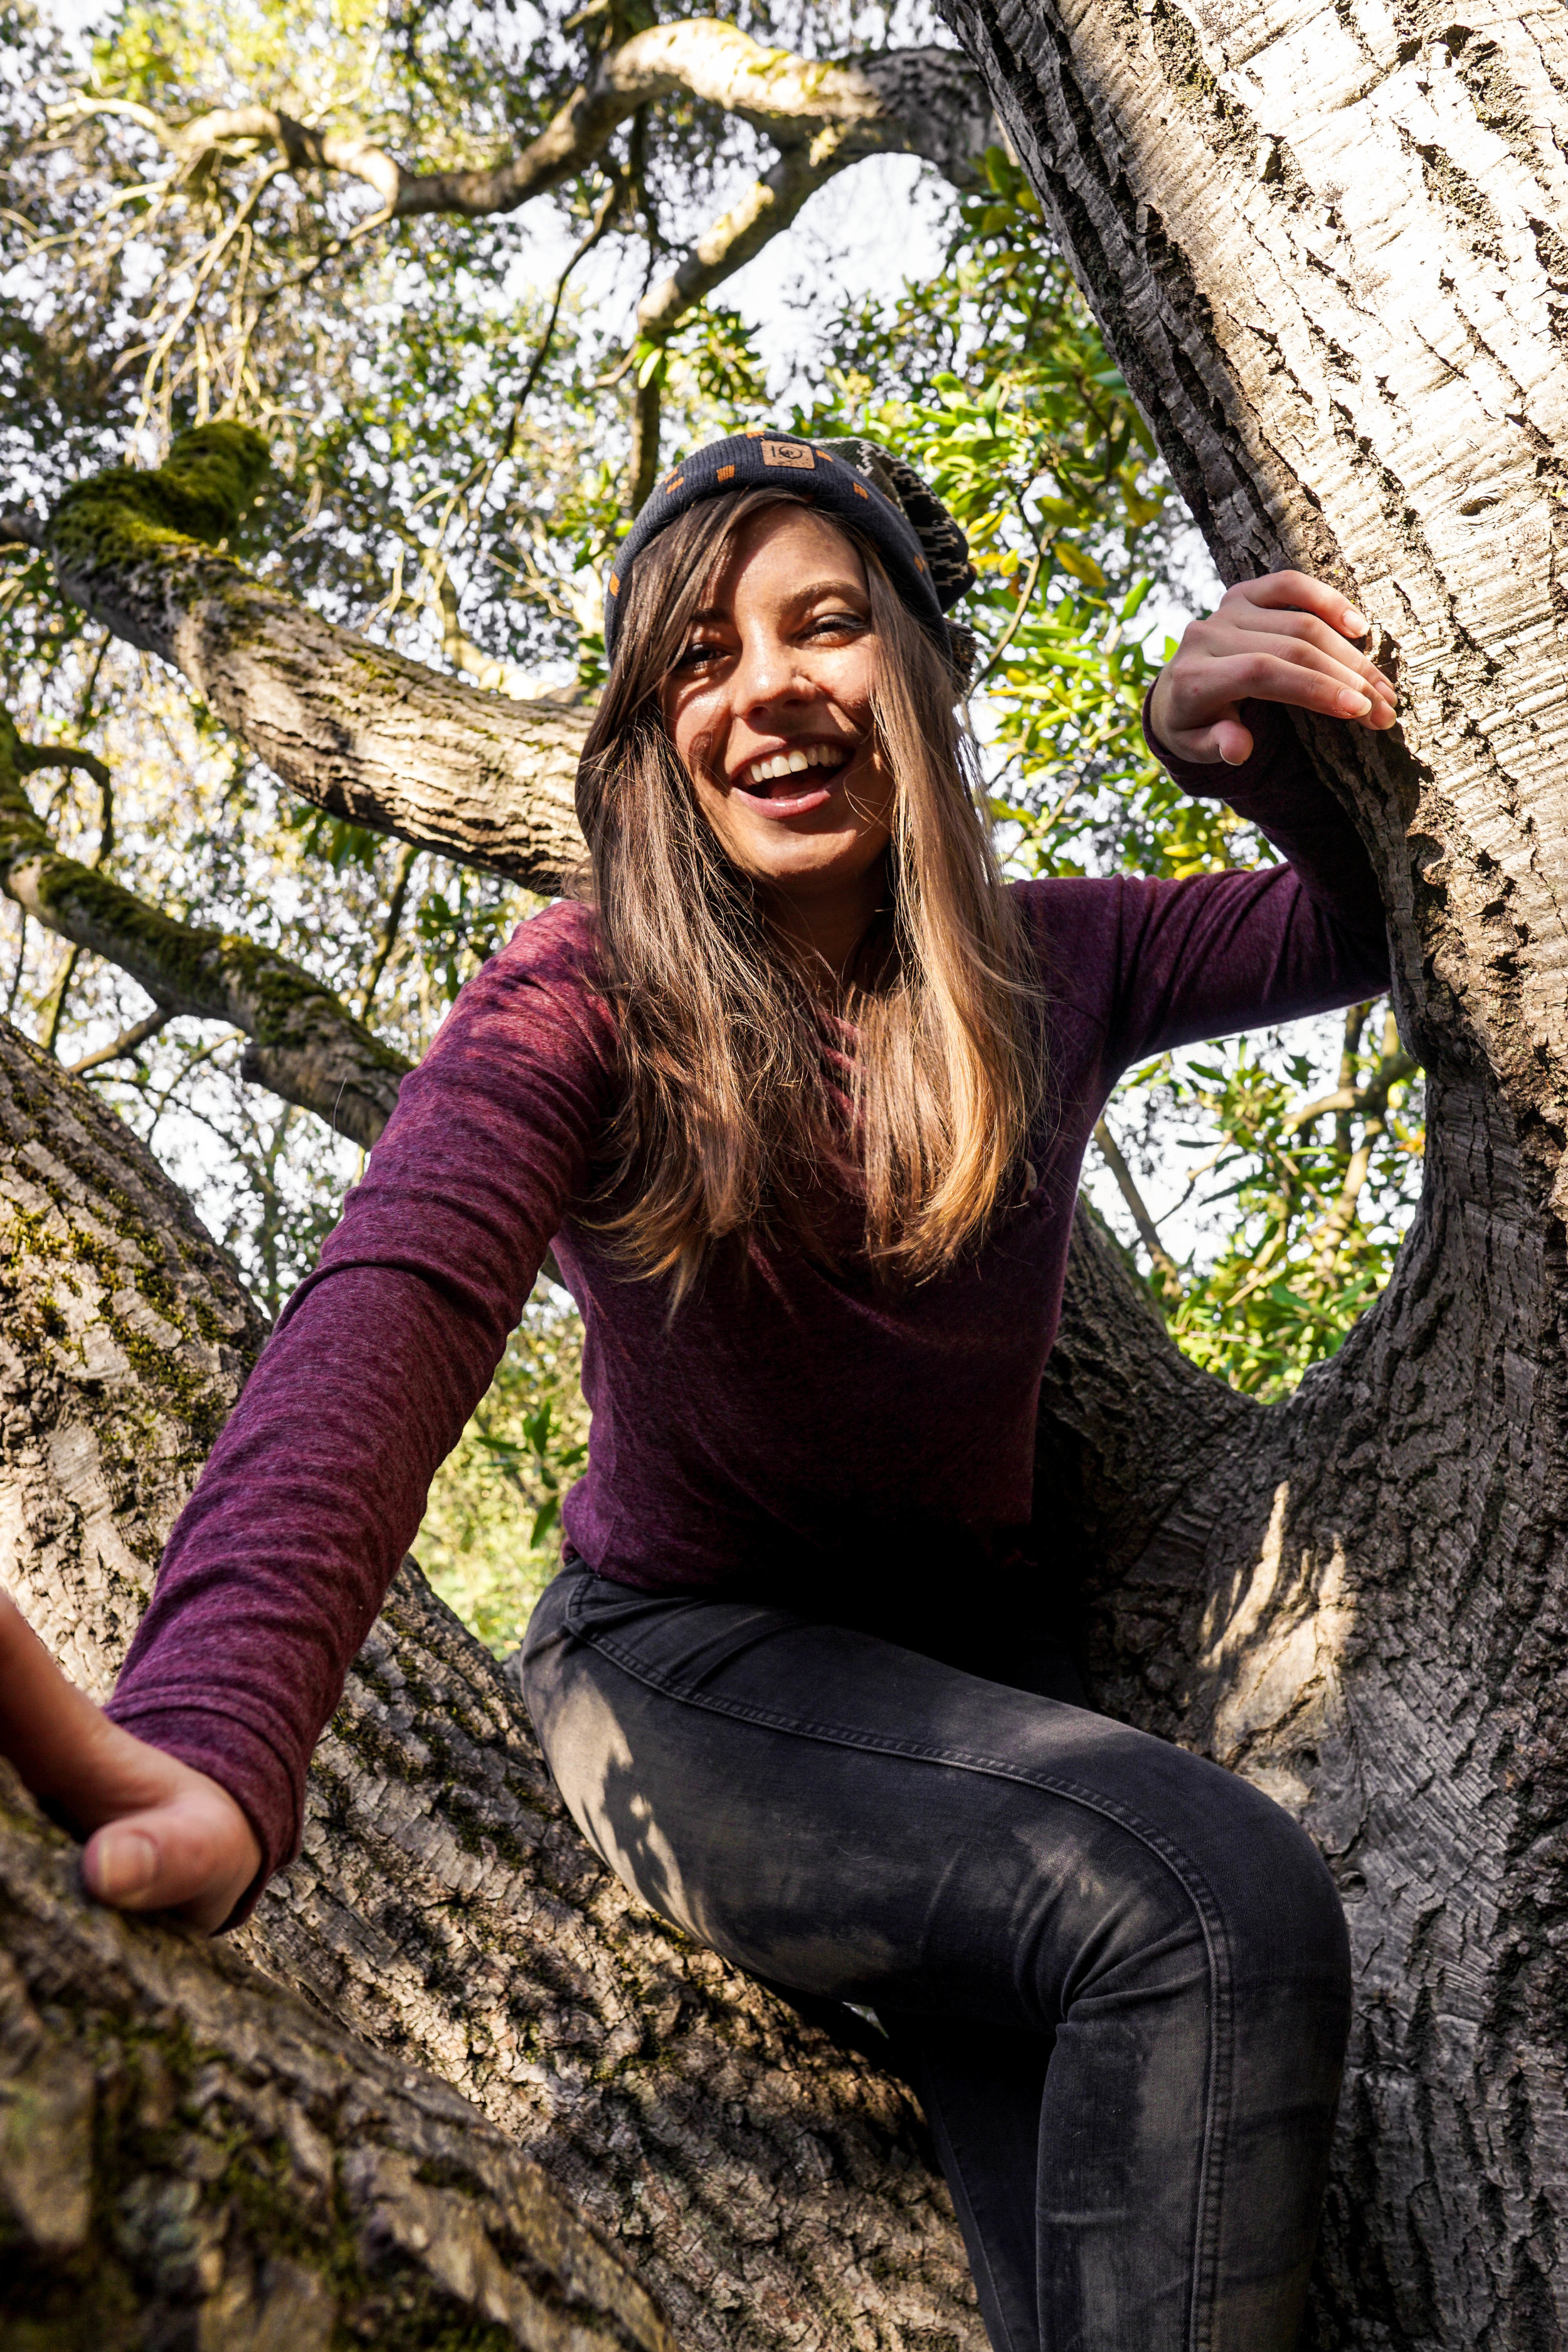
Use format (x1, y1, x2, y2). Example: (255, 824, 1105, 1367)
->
(0, 1588, 261, 1933)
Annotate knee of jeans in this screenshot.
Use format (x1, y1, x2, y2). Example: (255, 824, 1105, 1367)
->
(1195, 1770, 1351, 2010)
(1054, 1762, 1349, 2032)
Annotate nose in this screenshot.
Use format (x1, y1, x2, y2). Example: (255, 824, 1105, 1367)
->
(731, 621, 815, 716)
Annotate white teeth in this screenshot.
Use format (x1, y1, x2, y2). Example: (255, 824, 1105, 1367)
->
(742, 744, 847, 787)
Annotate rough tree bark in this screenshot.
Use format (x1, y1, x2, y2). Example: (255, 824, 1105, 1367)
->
(0, 1764, 679, 2352)
(932, 0, 1568, 2341)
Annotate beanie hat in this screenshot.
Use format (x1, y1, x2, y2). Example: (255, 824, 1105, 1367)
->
(603, 429, 977, 664)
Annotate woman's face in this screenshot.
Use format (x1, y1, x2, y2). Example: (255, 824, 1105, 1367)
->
(660, 505, 895, 943)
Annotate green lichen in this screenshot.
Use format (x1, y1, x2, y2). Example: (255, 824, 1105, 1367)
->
(47, 422, 272, 577)
(0, 703, 409, 1111)
(0, 1174, 230, 1444)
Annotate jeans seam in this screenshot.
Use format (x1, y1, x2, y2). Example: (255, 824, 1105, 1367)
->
(567, 1585, 1233, 2351)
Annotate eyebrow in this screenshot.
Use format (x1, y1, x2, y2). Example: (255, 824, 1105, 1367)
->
(685, 580, 870, 627)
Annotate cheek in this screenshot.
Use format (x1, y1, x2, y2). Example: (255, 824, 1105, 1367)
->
(667, 701, 706, 775)
(665, 675, 728, 767)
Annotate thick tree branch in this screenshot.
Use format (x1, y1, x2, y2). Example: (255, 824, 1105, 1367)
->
(56, 29, 992, 226)
(45, 425, 587, 891)
(632, 43, 996, 341)
(0, 709, 407, 1148)
(635, 133, 857, 342)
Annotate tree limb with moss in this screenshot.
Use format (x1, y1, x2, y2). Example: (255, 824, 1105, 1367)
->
(0, 705, 409, 1149)
(43, 425, 588, 894)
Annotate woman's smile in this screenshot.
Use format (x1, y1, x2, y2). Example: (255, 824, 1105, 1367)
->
(730, 736, 858, 817)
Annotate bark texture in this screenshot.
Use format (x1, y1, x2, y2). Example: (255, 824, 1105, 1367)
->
(0, 1014, 980, 2350)
(0, 1764, 677, 2352)
(934, 0, 1568, 2339)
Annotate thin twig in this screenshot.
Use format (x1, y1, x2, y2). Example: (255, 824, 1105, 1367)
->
(4, 906, 28, 1020)
(65, 1005, 172, 1077)
(40, 945, 80, 1056)
(1093, 1115, 1182, 1288)
(361, 840, 420, 1017)
(409, 171, 626, 551)
(970, 542, 1046, 693)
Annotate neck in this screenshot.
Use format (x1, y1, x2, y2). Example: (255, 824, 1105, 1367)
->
(763, 861, 889, 988)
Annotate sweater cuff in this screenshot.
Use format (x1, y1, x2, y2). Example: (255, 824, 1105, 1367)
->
(1141, 687, 1289, 798)
(103, 1694, 300, 1931)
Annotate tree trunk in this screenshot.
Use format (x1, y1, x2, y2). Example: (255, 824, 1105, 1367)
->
(0, 1015, 978, 2348)
(936, 0, 1568, 2339)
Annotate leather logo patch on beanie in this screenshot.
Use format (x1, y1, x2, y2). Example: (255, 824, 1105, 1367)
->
(761, 440, 815, 470)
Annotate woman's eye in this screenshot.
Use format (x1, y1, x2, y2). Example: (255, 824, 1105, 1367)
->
(810, 613, 867, 638)
(675, 640, 723, 670)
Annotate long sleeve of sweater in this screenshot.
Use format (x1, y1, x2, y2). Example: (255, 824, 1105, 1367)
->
(104, 902, 617, 1920)
(1091, 694, 1390, 1067)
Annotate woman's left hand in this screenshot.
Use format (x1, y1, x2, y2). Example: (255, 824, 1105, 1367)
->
(1148, 571, 1397, 767)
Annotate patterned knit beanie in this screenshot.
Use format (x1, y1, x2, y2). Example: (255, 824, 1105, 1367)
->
(603, 429, 977, 670)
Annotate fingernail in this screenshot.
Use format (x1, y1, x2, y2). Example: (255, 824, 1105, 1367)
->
(1342, 607, 1369, 634)
(1339, 689, 1372, 715)
(92, 1829, 157, 1903)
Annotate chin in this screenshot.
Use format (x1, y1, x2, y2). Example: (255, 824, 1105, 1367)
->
(751, 840, 872, 885)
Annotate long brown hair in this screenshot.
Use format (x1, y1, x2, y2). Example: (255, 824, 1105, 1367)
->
(575, 488, 1045, 1299)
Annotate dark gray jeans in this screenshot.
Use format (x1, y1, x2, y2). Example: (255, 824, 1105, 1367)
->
(521, 1558, 1350, 2352)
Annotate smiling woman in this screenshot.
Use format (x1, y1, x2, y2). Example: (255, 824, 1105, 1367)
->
(14, 432, 1400, 2352)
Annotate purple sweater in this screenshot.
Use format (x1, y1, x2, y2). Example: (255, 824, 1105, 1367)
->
(106, 709, 1388, 1903)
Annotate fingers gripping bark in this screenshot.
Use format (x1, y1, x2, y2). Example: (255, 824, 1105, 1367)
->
(45, 424, 587, 893)
(1148, 571, 1397, 765)
(0, 706, 408, 1149)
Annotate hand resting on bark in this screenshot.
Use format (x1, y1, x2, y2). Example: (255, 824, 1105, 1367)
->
(1148, 569, 1396, 766)
(0, 1589, 260, 1931)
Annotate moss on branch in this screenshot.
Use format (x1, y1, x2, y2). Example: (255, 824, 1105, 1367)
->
(0, 707, 408, 1149)
(47, 422, 272, 580)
